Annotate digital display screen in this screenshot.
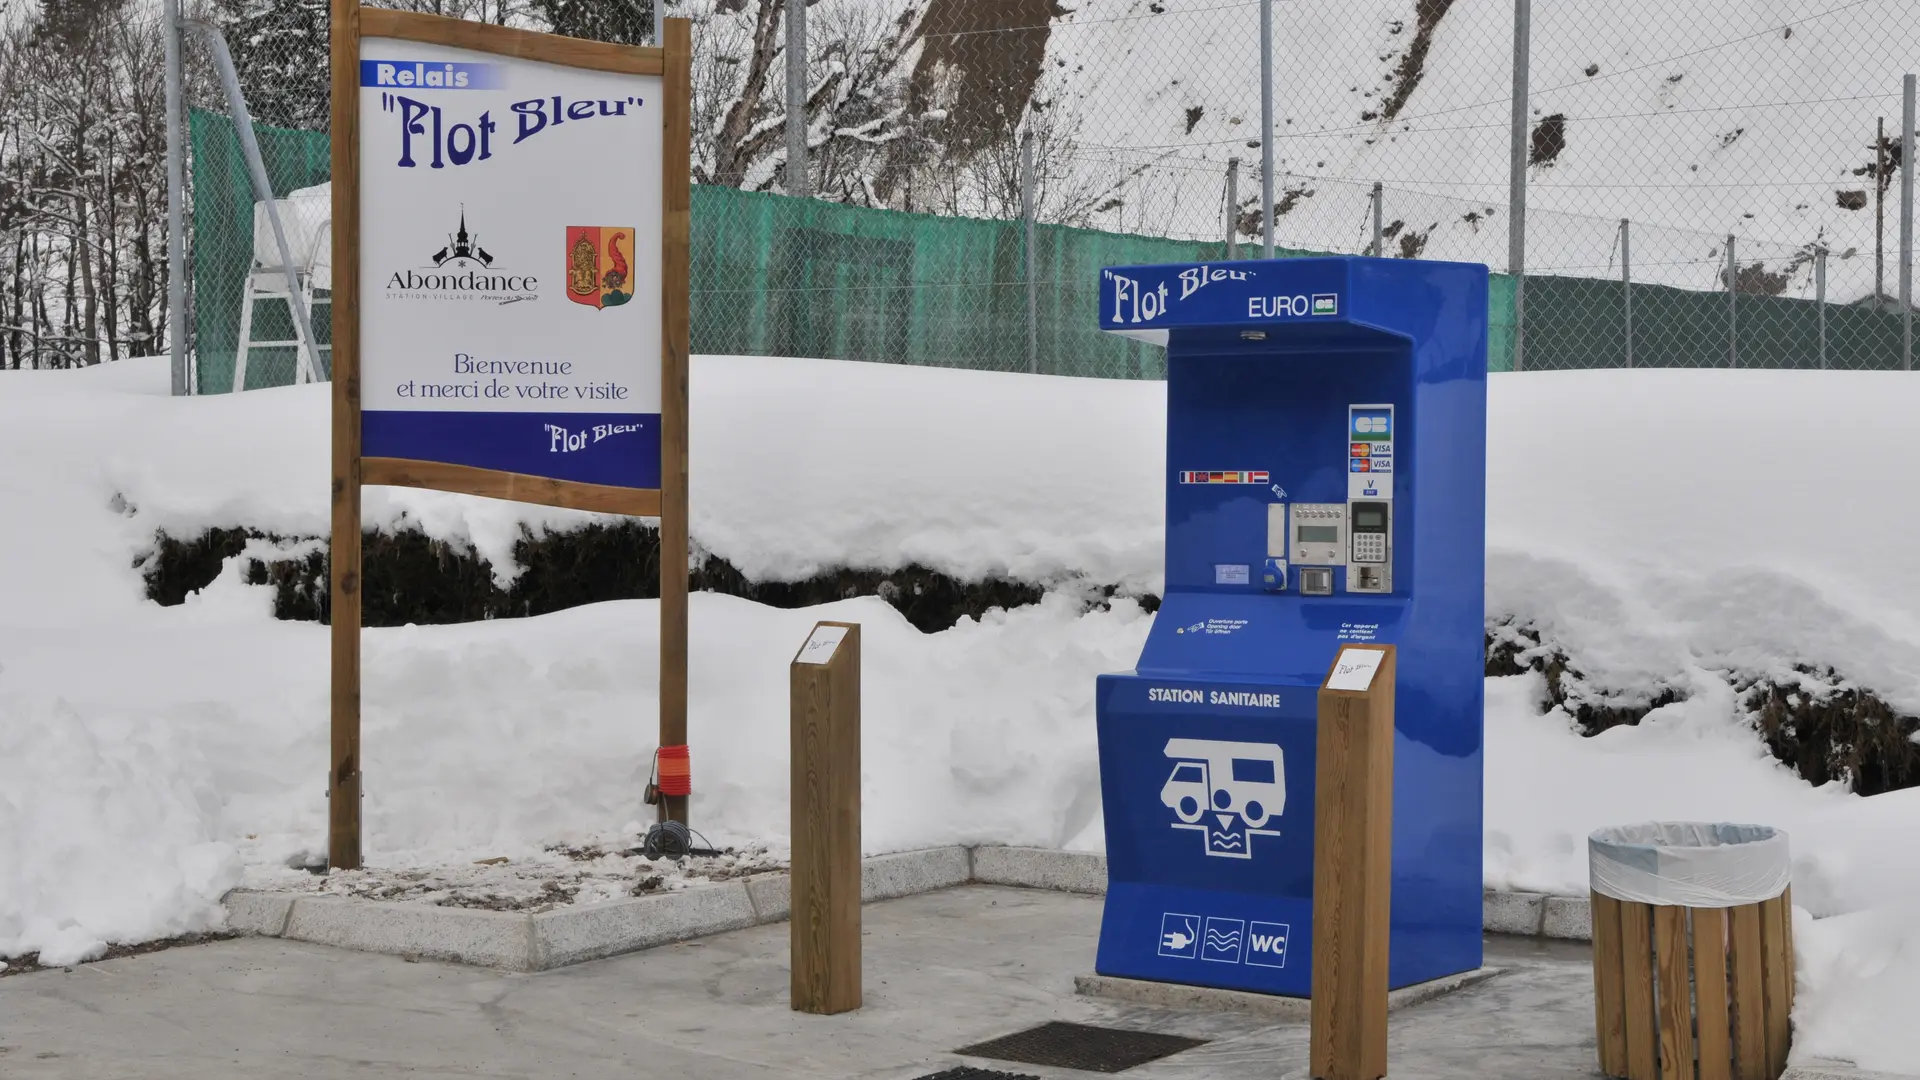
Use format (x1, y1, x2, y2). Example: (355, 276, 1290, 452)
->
(1297, 525, 1339, 544)
(1355, 508, 1386, 529)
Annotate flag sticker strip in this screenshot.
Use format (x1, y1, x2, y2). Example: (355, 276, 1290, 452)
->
(1180, 470, 1270, 484)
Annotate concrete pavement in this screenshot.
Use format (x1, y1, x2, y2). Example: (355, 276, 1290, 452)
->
(1, 884, 1613, 1079)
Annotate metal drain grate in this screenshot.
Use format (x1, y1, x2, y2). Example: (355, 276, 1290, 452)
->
(954, 1020, 1207, 1074)
(914, 1068, 1041, 1080)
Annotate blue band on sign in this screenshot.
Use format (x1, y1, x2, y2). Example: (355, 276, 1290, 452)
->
(359, 60, 506, 90)
(363, 411, 661, 490)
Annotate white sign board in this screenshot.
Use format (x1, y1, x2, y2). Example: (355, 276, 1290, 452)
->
(1326, 647, 1386, 692)
(795, 625, 850, 666)
(357, 42, 663, 489)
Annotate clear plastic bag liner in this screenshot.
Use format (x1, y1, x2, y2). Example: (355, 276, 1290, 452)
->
(1588, 822, 1790, 908)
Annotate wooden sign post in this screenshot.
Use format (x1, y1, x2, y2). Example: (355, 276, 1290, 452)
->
(1311, 644, 1396, 1080)
(327, 0, 692, 868)
(790, 621, 861, 1014)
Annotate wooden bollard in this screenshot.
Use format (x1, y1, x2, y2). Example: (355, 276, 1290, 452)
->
(790, 621, 861, 1014)
(1311, 644, 1396, 1080)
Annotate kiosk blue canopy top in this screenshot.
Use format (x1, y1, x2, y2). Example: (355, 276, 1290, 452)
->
(1097, 256, 1488, 385)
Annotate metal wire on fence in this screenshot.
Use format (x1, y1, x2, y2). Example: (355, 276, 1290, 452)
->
(172, 0, 1920, 390)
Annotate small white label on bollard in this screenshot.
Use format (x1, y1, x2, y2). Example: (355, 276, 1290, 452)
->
(796, 624, 849, 665)
(1327, 647, 1385, 691)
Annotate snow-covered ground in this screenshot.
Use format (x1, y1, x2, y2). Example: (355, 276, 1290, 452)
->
(3, 355, 1918, 1070)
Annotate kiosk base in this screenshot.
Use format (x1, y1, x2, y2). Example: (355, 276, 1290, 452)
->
(1075, 967, 1505, 1017)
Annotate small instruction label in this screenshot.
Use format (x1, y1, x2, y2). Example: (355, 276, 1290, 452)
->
(1215, 564, 1251, 585)
(795, 624, 849, 665)
(1175, 618, 1250, 636)
(1327, 647, 1386, 692)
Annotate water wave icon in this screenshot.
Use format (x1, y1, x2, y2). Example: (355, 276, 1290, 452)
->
(1205, 929, 1242, 952)
(1208, 831, 1245, 849)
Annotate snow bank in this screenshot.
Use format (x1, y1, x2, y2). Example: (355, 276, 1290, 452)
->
(74, 356, 1920, 715)
(1484, 671, 1920, 917)
(1487, 368, 1920, 715)
(1794, 905, 1920, 1074)
(0, 576, 1145, 964)
(53, 355, 1165, 593)
(0, 697, 241, 967)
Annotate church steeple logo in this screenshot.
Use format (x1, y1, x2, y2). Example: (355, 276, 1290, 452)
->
(429, 206, 495, 268)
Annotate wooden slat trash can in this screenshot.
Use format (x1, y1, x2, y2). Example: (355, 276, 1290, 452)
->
(1589, 823, 1794, 1080)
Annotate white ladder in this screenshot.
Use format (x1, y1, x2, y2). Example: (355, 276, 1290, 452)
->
(233, 268, 327, 391)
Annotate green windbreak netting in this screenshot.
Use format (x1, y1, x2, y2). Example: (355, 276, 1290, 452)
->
(190, 115, 1520, 388)
(189, 107, 331, 395)
(692, 184, 1516, 378)
(694, 185, 1309, 380)
(1488, 272, 1517, 372)
(1521, 273, 1905, 370)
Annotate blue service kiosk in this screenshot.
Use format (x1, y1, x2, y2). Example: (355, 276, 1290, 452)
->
(1093, 256, 1487, 997)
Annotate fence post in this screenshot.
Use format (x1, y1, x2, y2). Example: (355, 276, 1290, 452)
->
(1902, 74, 1914, 371)
(1620, 218, 1632, 369)
(1260, 0, 1275, 259)
(163, 0, 187, 395)
(1878, 117, 1888, 306)
(1727, 234, 1738, 368)
(1227, 157, 1241, 260)
(785, 0, 808, 198)
(790, 621, 862, 1015)
(1817, 245, 1828, 370)
(1371, 182, 1384, 258)
(1508, 0, 1530, 372)
(1021, 129, 1038, 376)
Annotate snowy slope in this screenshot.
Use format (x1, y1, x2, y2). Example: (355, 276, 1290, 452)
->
(4, 356, 1920, 1069)
(1037, 0, 1915, 297)
(685, 0, 1912, 296)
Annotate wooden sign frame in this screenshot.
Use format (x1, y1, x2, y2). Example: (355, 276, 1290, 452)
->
(327, 0, 692, 869)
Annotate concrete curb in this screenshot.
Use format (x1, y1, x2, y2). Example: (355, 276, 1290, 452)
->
(1074, 966, 1503, 1018)
(971, 845, 1106, 894)
(224, 845, 979, 972)
(222, 888, 296, 937)
(221, 844, 1602, 973)
(284, 895, 536, 970)
(530, 884, 759, 970)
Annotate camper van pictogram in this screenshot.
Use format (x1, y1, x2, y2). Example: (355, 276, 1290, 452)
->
(1161, 738, 1285, 858)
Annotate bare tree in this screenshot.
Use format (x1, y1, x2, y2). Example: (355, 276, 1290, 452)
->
(0, 0, 171, 368)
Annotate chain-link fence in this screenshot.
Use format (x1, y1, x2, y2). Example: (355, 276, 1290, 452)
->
(175, 0, 1920, 390)
(1508, 0, 1918, 370)
(179, 1, 334, 394)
